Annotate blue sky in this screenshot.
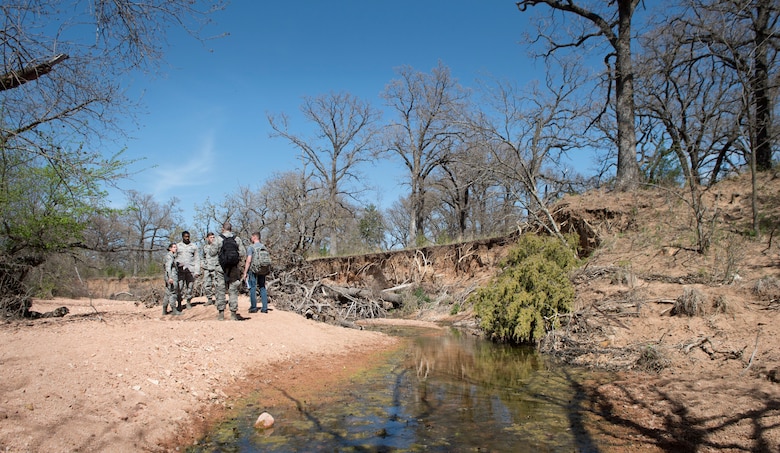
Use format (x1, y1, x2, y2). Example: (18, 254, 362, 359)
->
(113, 1, 555, 226)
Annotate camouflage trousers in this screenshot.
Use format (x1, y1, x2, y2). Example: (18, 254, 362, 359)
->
(214, 265, 241, 313)
(202, 268, 218, 303)
(164, 284, 178, 311)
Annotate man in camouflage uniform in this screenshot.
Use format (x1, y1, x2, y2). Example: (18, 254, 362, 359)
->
(201, 232, 219, 306)
(175, 230, 201, 310)
(163, 243, 181, 316)
(205, 222, 246, 320)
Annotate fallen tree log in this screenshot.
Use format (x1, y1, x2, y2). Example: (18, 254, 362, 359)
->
(322, 284, 403, 308)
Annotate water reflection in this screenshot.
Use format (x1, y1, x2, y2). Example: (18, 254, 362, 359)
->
(191, 326, 598, 452)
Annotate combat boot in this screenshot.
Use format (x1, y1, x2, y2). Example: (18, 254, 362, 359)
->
(185, 301, 192, 310)
(171, 308, 182, 316)
(162, 306, 168, 316)
(205, 300, 215, 306)
(217, 310, 224, 321)
(231, 311, 240, 321)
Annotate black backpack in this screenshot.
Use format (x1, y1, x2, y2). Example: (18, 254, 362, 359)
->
(218, 234, 240, 270)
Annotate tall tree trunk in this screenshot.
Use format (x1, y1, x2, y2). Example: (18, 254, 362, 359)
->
(753, 0, 773, 171)
(411, 184, 426, 246)
(517, 0, 642, 191)
(329, 184, 339, 257)
(614, 0, 641, 191)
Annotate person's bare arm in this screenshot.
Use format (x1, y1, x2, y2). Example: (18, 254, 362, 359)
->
(242, 253, 252, 280)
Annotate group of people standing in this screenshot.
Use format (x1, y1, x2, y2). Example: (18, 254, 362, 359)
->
(162, 222, 269, 320)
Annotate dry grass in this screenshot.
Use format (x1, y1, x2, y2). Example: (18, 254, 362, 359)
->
(753, 276, 780, 302)
(671, 286, 707, 317)
(635, 345, 671, 373)
(712, 294, 730, 314)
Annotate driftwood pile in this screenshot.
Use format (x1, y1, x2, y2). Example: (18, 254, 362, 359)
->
(253, 238, 512, 327)
(267, 261, 406, 328)
(1, 260, 69, 320)
(0, 261, 32, 319)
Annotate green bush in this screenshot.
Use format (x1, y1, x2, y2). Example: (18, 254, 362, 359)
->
(104, 266, 126, 278)
(470, 234, 580, 345)
(413, 286, 431, 304)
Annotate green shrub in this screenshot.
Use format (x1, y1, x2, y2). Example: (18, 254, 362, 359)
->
(413, 286, 431, 304)
(104, 266, 123, 278)
(470, 234, 580, 345)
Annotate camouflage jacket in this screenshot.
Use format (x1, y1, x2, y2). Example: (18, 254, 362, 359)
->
(175, 241, 201, 274)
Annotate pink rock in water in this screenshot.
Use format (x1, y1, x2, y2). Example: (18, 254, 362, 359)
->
(254, 411, 275, 429)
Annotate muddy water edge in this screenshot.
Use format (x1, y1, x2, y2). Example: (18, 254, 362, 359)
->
(187, 325, 611, 452)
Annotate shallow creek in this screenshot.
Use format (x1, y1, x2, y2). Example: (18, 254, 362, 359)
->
(189, 326, 603, 452)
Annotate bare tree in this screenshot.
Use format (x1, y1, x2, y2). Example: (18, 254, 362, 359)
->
(219, 185, 269, 240)
(431, 160, 474, 242)
(679, 0, 778, 172)
(429, 139, 492, 242)
(385, 197, 413, 250)
(381, 62, 469, 246)
(470, 168, 521, 238)
(192, 197, 224, 240)
(637, 22, 745, 253)
(269, 92, 379, 256)
(81, 210, 130, 276)
(123, 190, 181, 275)
(469, 59, 588, 241)
(258, 170, 326, 258)
(1, 0, 225, 166)
(676, 0, 779, 236)
(192, 190, 253, 244)
(517, 0, 643, 191)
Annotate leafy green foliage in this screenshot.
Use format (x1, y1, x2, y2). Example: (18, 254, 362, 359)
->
(397, 286, 432, 316)
(413, 286, 431, 304)
(358, 204, 386, 250)
(0, 143, 130, 317)
(643, 144, 683, 187)
(471, 234, 580, 344)
(0, 146, 128, 260)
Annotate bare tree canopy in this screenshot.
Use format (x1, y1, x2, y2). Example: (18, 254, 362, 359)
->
(676, 0, 779, 172)
(517, 0, 642, 191)
(381, 62, 470, 245)
(470, 57, 590, 242)
(268, 92, 380, 256)
(1, 0, 225, 147)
